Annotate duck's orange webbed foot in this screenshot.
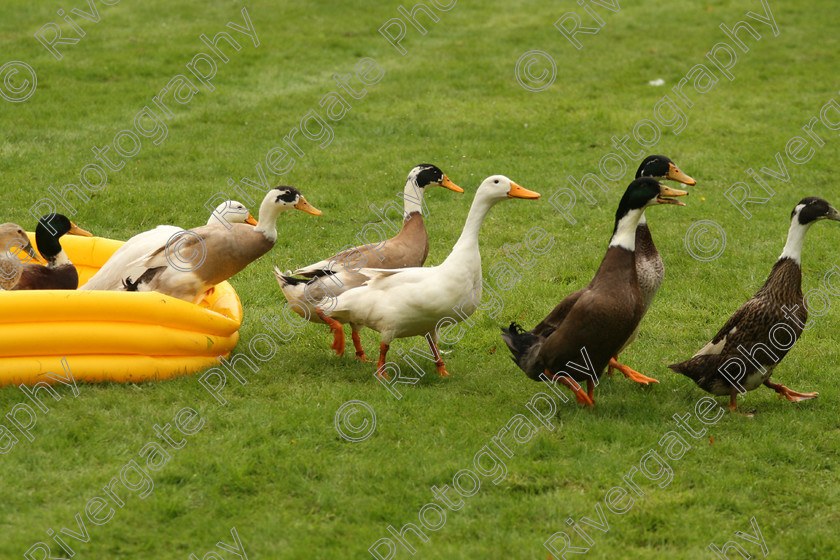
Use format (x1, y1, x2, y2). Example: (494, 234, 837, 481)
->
(764, 380, 818, 402)
(607, 358, 659, 385)
(426, 337, 451, 377)
(546, 371, 594, 407)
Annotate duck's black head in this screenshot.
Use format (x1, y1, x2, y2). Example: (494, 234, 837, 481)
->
(34, 214, 92, 262)
(611, 178, 687, 246)
(410, 164, 463, 192)
(617, 177, 687, 216)
(636, 155, 696, 185)
(791, 197, 840, 225)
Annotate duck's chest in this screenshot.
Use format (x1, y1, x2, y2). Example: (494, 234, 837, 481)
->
(635, 249, 664, 307)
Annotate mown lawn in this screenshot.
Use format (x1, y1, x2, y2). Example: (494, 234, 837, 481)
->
(1, 0, 839, 558)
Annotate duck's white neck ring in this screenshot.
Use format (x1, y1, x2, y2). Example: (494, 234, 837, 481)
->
(778, 218, 812, 264)
(609, 208, 644, 251)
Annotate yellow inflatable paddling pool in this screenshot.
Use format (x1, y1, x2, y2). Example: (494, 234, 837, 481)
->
(0, 234, 242, 387)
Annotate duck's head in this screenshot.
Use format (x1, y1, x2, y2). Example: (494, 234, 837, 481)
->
(409, 164, 464, 193)
(779, 197, 840, 263)
(611, 178, 687, 247)
(475, 175, 540, 202)
(0, 222, 43, 264)
(791, 197, 840, 225)
(35, 214, 92, 264)
(636, 155, 696, 186)
(208, 200, 259, 227)
(617, 177, 687, 215)
(255, 186, 322, 241)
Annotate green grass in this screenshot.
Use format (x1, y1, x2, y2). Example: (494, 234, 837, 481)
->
(2, 0, 840, 558)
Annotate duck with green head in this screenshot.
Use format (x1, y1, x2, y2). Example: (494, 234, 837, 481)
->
(502, 177, 688, 406)
(607, 155, 696, 385)
(8, 214, 92, 290)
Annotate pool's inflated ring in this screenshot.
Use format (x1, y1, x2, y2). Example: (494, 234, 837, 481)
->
(0, 234, 242, 387)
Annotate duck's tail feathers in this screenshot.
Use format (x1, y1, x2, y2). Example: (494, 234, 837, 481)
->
(121, 266, 164, 292)
(667, 355, 723, 383)
(273, 266, 308, 287)
(500, 322, 543, 376)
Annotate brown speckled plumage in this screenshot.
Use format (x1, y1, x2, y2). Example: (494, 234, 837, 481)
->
(669, 196, 839, 410)
(669, 258, 804, 395)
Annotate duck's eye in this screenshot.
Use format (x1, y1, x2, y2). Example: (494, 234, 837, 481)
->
(494, 179, 499, 184)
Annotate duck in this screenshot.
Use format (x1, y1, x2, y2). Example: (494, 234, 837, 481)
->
(273, 164, 462, 358)
(119, 187, 321, 304)
(315, 175, 539, 376)
(501, 178, 687, 406)
(608, 155, 696, 385)
(668, 197, 838, 411)
(0, 223, 44, 289)
(6, 214, 93, 290)
(80, 200, 258, 291)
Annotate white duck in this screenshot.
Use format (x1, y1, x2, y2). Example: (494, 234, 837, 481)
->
(316, 175, 539, 376)
(119, 187, 320, 303)
(274, 164, 461, 358)
(80, 201, 257, 291)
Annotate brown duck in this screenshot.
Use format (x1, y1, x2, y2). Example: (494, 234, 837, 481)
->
(502, 178, 687, 406)
(608, 155, 696, 385)
(122, 187, 320, 303)
(669, 197, 839, 411)
(0, 222, 44, 289)
(6, 214, 92, 290)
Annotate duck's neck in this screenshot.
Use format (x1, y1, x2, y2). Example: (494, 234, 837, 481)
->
(35, 228, 64, 267)
(398, 176, 425, 218)
(51, 251, 70, 267)
(778, 218, 811, 264)
(609, 208, 645, 251)
(443, 193, 495, 264)
(254, 201, 282, 243)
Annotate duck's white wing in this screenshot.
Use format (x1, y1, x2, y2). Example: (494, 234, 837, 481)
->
(79, 225, 183, 290)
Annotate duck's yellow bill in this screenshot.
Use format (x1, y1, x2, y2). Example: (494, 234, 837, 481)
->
(295, 197, 322, 216)
(667, 163, 696, 186)
(440, 175, 464, 193)
(508, 182, 541, 199)
(657, 185, 688, 206)
(69, 223, 93, 237)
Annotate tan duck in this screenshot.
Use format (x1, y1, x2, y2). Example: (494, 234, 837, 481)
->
(6, 214, 92, 290)
(608, 155, 696, 385)
(121, 187, 320, 303)
(80, 200, 257, 291)
(316, 175, 539, 376)
(0, 222, 44, 289)
(274, 164, 461, 358)
(669, 197, 838, 411)
(501, 178, 687, 406)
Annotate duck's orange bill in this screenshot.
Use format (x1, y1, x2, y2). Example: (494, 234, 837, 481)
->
(69, 223, 93, 237)
(667, 163, 696, 186)
(440, 175, 464, 193)
(245, 213, 259, 226)
(507, 181, 541, 199)
(656, 185, 688, 206)
(295, 197, 322, 216)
